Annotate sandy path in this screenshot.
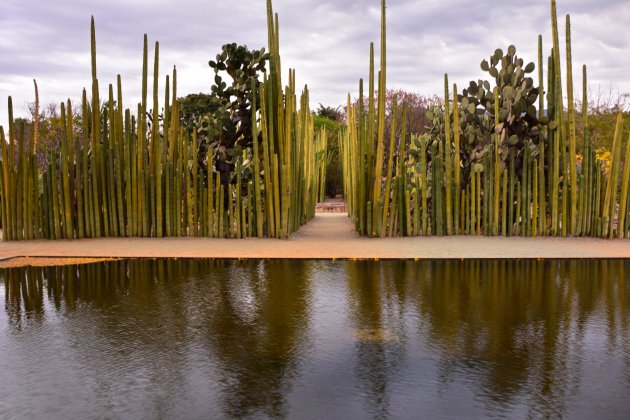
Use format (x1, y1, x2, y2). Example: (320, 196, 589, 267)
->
(1, 213, 630, 267)
(0, 257, 118, 268)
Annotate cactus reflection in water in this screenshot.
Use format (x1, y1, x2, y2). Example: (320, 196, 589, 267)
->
(2, 259, 629, 418)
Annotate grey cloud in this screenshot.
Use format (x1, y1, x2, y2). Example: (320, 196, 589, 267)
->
(1, 0, 629, 128)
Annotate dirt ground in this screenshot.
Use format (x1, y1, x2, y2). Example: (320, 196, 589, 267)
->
(0, 257, 118, 268)
(2, 214, 630, 268)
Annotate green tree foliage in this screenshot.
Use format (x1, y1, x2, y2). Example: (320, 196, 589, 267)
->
(316, 103, 343, 122)
(178, 93, 215, 132)
(576, 93, 630, 152)
(314, 104, 344, 197)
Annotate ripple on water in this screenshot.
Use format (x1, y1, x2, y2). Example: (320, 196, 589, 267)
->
(0, 259, 629, 418)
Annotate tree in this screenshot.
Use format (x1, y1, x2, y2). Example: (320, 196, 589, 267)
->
(314, 111, 343, 198)
(576, 91, 630, 152)
(385, 89, 438, 138)
(178, 93, 216, 132)
(316, 103, 343, 122)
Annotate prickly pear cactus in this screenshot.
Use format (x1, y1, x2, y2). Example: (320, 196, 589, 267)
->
(460, 45, 545, 179)
(197, 43, 269, 188)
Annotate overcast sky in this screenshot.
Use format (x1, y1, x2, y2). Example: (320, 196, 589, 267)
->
(1, 0, 628, 128)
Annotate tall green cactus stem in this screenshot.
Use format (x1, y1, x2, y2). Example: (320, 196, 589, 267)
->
(358, 79, 366, 234)
(50, 150, 62, 239)
(252, 80, 263, 238)
(381, 95, 397, 236)
(552, 75, 561, 236)
(419, 135, 428, 235)
(367, 42, 375, 193)
(537, 35, 547, 235)
(565, 14, 578, 235)
(443, 75, 453, 235)
(557, 25, 568, 236)
(152, 42, 163, 237)
(15, 123, 24, 240)
(551, 0, 565, 235)
(399, 104, 409, 236)
(371, 0, 387, 236)
(604, 113, 624, 237)
(615, 129, 630, 239)
(90, 19, 103, 238)
(452, 83, 461, 235)
(581, 65, 592, 236)
(60, 102, 73, 238)
(493, 86, 501, 236)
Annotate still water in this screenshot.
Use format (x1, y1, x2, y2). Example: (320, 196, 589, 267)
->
(1, 260, 629, 419)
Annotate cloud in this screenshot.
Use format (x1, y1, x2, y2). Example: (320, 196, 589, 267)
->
(1, 0, 629, 128)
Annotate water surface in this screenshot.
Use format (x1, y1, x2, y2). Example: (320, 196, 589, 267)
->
(1, 260, 629, 418)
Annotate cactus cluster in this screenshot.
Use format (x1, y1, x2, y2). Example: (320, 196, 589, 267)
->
(342, 0, 630, 239)
(0, 0, 325, 241)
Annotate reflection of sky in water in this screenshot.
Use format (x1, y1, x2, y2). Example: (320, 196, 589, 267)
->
(0, 260, 629, 419)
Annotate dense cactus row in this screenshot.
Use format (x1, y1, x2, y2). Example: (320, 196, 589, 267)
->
(0, 0, 325, 241)
(342, 0, 630, 238)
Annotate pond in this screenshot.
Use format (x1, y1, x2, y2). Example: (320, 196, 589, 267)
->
(1, 260, 629, 418)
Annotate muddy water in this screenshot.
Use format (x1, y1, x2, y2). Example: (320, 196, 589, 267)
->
(1, 260, 629, 418)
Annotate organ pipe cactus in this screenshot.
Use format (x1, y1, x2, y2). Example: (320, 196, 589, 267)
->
(339, 0, 629, 239)
(0, 0, 322, 241)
